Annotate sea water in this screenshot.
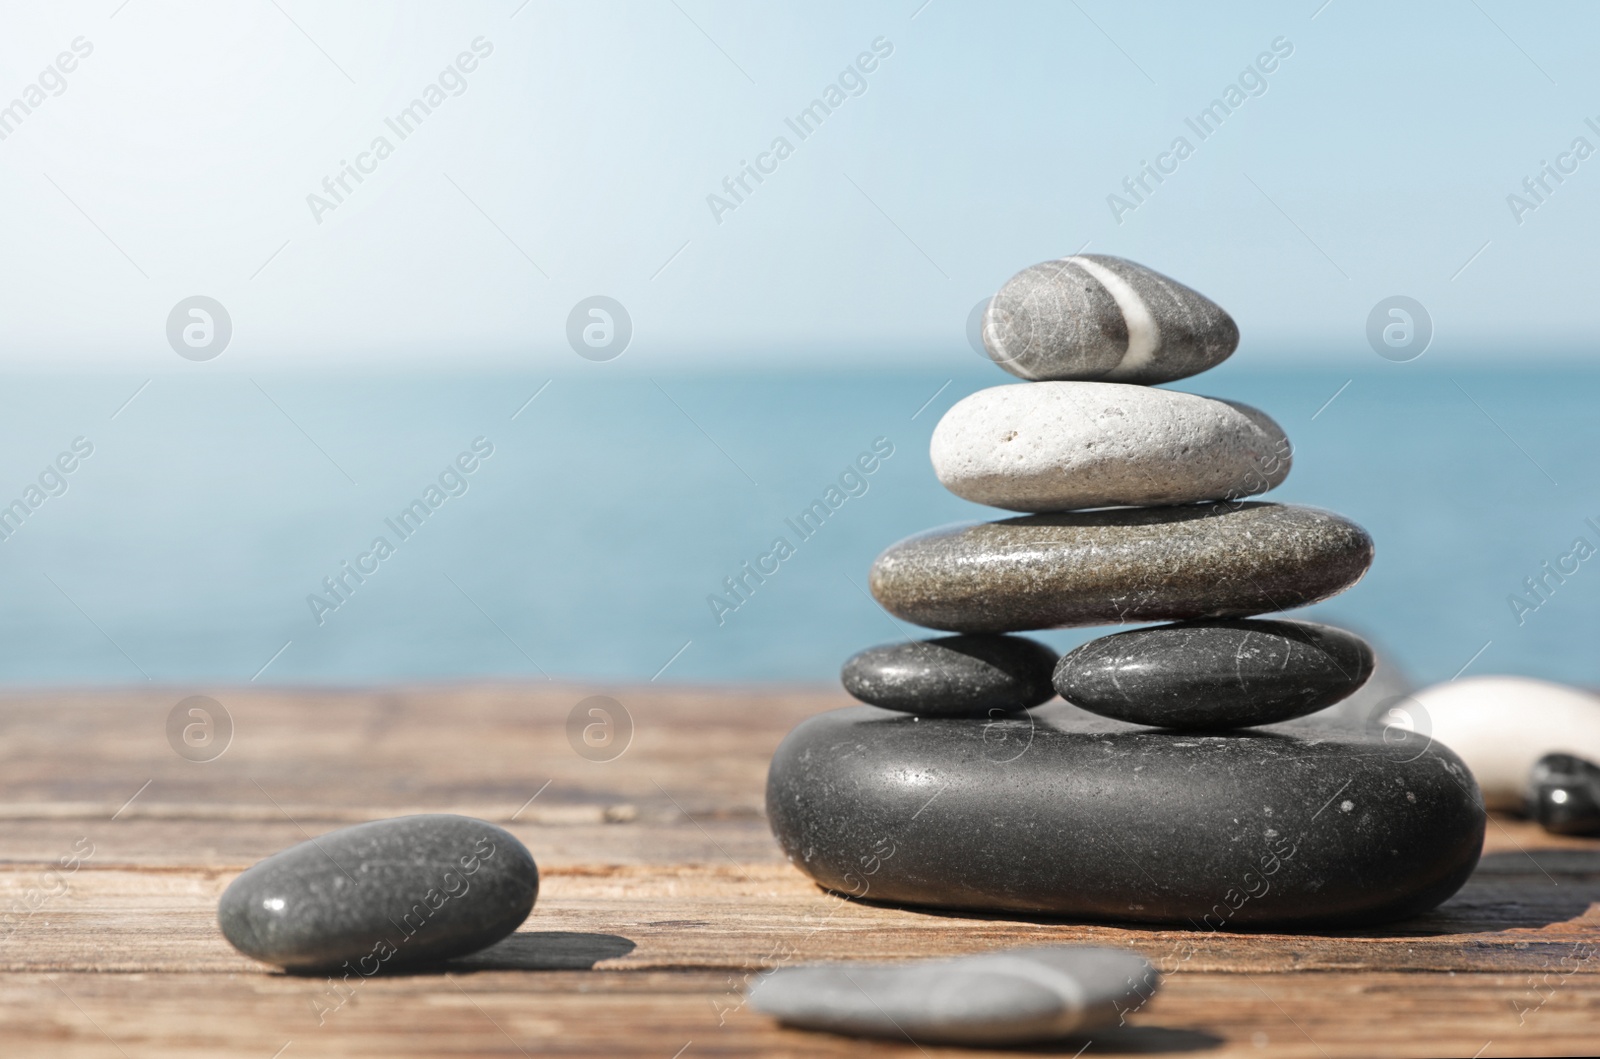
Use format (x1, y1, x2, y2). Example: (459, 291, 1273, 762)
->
(0, 362, 1592, 688)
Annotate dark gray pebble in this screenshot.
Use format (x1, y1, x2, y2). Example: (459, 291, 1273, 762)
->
(218, 814, 537, 972)
(842, 635, 1058, 716)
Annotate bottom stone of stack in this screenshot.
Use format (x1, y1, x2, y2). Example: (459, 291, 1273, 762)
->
(766, 705, 1484, 928)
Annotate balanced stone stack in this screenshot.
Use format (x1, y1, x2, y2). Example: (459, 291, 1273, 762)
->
(769, 256, 1487, 928)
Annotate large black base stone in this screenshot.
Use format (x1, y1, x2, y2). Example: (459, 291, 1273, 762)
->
(766, 705, 1484, 928)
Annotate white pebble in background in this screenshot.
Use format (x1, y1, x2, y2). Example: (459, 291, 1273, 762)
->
(1405, 675, 1600, 810)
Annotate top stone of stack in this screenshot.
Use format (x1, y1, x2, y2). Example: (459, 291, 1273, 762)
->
(982, 255, 1238, 385)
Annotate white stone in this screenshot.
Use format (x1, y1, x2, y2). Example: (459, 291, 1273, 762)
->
(930, 382, 1291, 513)
(1400, 676, 1600, 810)
(746, 945, 1156, 1045)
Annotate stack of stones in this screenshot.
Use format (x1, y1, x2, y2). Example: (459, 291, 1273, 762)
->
(768, 256, 1487, 928)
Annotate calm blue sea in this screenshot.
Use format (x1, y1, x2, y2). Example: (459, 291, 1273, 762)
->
(0, 361, 1592, 688)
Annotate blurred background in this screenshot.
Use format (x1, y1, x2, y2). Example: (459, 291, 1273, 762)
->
(0, 0, 1594, 687)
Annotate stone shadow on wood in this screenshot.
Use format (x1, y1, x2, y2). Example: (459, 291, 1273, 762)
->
(445, 931, 638, 971)
(281, 931, 640, 975)
(1005, 1026, 1223, 1053)
(281, 940, 636, 979)
(774, 1026, 1221, 1055)
(1382, 849, 1600, 935)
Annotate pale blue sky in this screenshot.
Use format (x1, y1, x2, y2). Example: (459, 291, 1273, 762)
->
(1, 0, 1597, 368)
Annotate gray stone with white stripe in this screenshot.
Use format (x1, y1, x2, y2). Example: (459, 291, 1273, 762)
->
(983, 255, 1238, 384)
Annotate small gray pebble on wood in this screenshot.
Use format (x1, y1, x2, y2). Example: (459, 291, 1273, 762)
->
(218, 814, 538, 972)
(748, 945, 1157, 1044)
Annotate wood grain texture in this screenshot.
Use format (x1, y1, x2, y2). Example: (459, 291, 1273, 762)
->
(2, 684, 1598, 1057)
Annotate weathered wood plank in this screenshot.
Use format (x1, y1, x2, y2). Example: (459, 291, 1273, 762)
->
(3, 685, 1599, 1057)
(4, 852, 1599, 976)
(5, 969, 1598, 1058)
(0, 684, 823, 815)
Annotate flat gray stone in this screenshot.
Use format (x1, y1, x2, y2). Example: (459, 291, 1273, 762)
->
(841, 635, 1058, 716)
(1054, 619, 1374, 729)
(983, 255, 1238, 384)
(930, 382, 1290, 512)
(869, 502, 1373, 633)
(747, 945, 1157, 1045)
(767, 705, 1484, 926)
(218, 814, 537, 972)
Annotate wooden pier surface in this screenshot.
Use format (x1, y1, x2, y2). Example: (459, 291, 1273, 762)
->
(1, 685, 1596, 1057)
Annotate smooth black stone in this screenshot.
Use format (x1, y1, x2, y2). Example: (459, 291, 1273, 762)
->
(1280, 637, 1415, 734)
(767, 705, 1484, 927)
(841, 635, 1058, 716)
(1529, 753, 1600, 835)
(1054, 620, 1374, 729)
(218, 815, 538, 971)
